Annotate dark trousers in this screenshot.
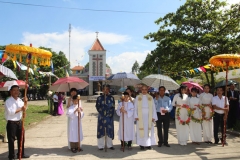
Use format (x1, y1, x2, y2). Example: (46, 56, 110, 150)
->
(53, 102, 58, 115)
(213, 112, 225, 142)
(227, 104, 238, 128)
(156, 112, 170, 145)
(121, 140, 132, 147)
(7, 121, 25, 159)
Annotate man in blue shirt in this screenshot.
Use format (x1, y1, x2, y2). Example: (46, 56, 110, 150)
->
(155, 86, 173, 147)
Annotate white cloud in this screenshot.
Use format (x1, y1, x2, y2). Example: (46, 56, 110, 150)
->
(21, 27, 130, 67)
(226, 0, 239, 5)
(107, 50, 150, 74)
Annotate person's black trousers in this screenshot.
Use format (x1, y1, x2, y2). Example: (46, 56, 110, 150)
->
(156, 112, 170, 145)
(7, 121, 25, 159)
(53, 102, 58, 115)
(227, 104, 238, 128)
(213, 112, 225, 142)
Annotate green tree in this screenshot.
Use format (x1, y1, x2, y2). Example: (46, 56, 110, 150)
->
(132, 61, 139, 73)
(142, 0, 240, 88)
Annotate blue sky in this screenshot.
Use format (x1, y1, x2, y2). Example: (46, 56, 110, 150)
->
(0, 0, 238, 73)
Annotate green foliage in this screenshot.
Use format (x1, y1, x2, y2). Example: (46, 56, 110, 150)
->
(176, 77, 188, 85)
(0, 104, 49, 136)
(132, 60, 140, 73)
(141, 0, 240, 87)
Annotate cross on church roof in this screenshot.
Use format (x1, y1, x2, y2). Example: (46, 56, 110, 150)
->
(89, 32, 105, 51)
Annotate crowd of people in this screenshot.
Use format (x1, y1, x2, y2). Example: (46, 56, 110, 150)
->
(4, 83, 239, 159)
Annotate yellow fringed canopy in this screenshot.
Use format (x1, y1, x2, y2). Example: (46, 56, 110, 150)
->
(209, 54, 240, 67)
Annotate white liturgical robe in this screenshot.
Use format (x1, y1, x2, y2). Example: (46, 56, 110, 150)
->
(116, 101, 135, 141)
(134, 94, 158, 146)
(66, 104, 84, 143)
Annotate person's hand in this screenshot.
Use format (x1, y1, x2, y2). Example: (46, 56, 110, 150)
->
(224, 107, 229, 111)
(135, 118, 139, 121)
(152, 118, 155, 122)
(23, 97, 28, 102)
(22, 105, 27, 111)
(162, 110, 168, 113)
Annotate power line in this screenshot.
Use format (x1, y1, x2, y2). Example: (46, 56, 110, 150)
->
(0, 0, 165, 14)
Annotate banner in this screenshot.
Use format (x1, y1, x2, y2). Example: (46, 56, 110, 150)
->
(89, 76, 105, 81)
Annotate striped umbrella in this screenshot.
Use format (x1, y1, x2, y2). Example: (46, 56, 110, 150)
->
(0, 65, 18, 80)
(142, 74, 179, 90)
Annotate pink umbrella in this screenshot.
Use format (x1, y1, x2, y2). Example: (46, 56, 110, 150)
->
(49, 76, 89, 92)
(182, 81, 203, 92)
(0, 80, 26, 91)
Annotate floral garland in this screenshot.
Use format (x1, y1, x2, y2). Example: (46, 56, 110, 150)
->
(202, 105, 214, 121)
(190, 105, 204, 123)
(176, 104, 191, 125)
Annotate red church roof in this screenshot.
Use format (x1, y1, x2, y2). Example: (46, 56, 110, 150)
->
(71, 66, 84, 71)
(89, 38, 105, 51)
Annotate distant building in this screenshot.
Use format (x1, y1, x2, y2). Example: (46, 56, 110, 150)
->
(71, 65, 84, 74)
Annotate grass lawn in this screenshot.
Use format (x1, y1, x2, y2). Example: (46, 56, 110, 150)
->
(0, 104, 50, 136)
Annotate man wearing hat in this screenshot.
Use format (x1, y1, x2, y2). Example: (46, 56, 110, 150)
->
(5, 85, 29, 159)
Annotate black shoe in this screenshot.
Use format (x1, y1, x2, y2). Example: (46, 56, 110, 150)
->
(140, 146, 145, 150)
(146, 146, 152, 150)
(9, 158, 15, 160)
(158, 143, 162, 147)
(214, 141, 219, 144)
(164, 144, 170, 147)
(99, 148, 103, 150)
(71, 148, 77, 153)
(17, 154, 30, 158)
(208, 141, 213, 144)
(109, 147, 115, 150)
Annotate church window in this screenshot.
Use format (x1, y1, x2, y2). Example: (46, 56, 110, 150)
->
(100, 55, 102, 58)
(100, 62, 103, 76)
(93, 62, 96, 76)
(93, 55, 96, 57)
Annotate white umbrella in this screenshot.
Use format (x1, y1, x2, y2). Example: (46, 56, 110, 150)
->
(0, 65, 18, 80)
(108, 72, 141, 87)
(0, 80, 26, 91)
(142, 74, 179, 90)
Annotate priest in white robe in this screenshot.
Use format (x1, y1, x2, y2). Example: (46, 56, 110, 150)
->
(116, 92, 135, 150)
(134, 85, 158, 150)
(66, 95, 84, 153)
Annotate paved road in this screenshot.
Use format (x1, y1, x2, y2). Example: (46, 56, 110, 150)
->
(1, 100, 240, 160)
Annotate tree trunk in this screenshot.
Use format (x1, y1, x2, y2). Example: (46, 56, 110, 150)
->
(204, 72, 210, 85)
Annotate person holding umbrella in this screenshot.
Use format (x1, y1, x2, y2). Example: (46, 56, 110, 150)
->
(5, 85, 29, 160)
(212, 87, 229, 145)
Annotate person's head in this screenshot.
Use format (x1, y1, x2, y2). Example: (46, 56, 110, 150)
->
(155, 92, 159, 98)
(216, 87, 224, 96)
(191, 88, 198, 97)
(123, 92, 129, 101)
(102, 85, 110, 94)
(70, 88, 78, 97)
(230, 83, 235, 91)
(55, 92, 58, 95)
(72, 95, 78, 105)
(125, 88, 132, 96)
(159, 86, 166, 97)
(203, 84, 211, 93)
(9, 85, 20, 98)
(141, 85, 148, 95)
(179, 85, 187, 99)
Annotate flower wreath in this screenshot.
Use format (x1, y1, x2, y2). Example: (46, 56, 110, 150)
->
(202, 105, 214, 121)
(190, 105, 204, 123)
(176, 104, 191, 125)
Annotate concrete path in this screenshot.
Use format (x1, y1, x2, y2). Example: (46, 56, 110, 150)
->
(1, 100, 240, 160)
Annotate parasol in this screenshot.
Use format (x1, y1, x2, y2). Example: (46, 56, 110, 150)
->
(182, 81, 203, 92)
(209, 54, 240, 147)
(4, 44, 52, 159)
(0, 80, 26, 91)
(0, 64, 18, 79)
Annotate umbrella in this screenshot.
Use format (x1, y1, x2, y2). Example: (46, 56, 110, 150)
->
(4, 43, 53, 158)
(108, 72, 141, 87)
(209, 54, 240, 147)
(0, 80, 26, 91)
(142, 74, 179, 90)
(215, 80, 237, 88)
(50, 76, 89, 92)
(0, 65, 18, 80)
(182, 81, 203, 92)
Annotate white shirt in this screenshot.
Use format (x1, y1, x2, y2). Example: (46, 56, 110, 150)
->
(53, 94, 58, 102)
(5, 97, 24, 121)
(212, 95, 229, 114)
